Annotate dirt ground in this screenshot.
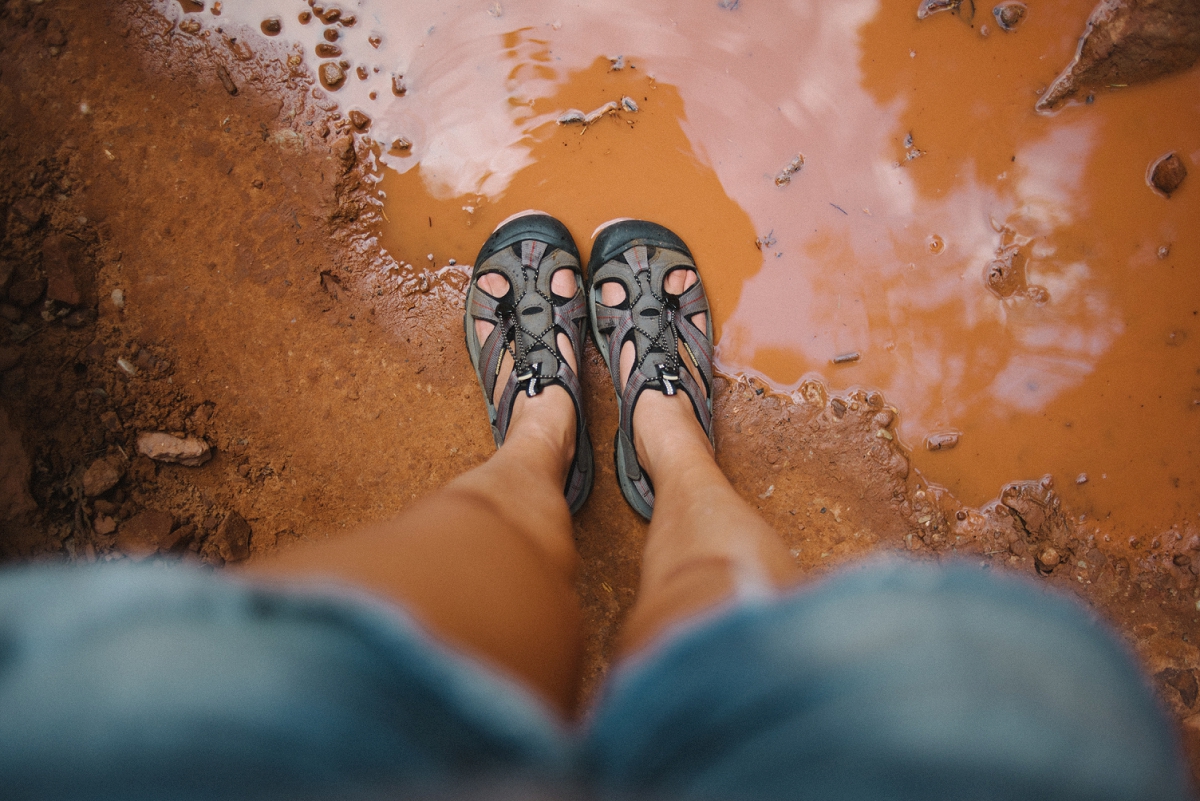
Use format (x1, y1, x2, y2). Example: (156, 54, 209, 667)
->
(1, 0, 1198, 785)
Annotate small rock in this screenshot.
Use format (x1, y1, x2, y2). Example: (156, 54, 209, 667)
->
(0, 346, 20, 372)
(349, 109, 371, 130)
(1159, 667, 1199, 708)
(179, 18, 201, 34)
(216, 64, 238, 96)
(214, 511, 252, 563)
(116, 509, 175, 560)
(1149, 152, 1187, 197)
(261, 17, 281, 35)
(390, 136, 413, 152)
(1035, 546, 1061, 574)
(1037, 0, 1200, 112)
(116, 357, 137, 376)
(322, 6, 342, 23)
(992, 1, 1026, 31)
(7, 276, 46, 308)
(136, 431, 212, 466)
(925, 431, 960, 451)
(82, 457, 122, 497)
(10, 196, 43, 228)
(320, 61, 346, 89)
(93, 515, 116, 536)
(111, 288, 126, 310)
(162, 522, 196, 552)
(315, 42, 342, 58)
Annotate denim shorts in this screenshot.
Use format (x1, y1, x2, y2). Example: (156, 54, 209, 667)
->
(0, 559, 1189, 800)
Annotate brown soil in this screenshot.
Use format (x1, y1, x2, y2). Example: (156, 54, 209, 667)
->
(0, 0, 1197, 787)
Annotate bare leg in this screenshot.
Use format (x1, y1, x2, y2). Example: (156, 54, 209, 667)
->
(604, 273, 800, 657)
(249, 271, 584, 717)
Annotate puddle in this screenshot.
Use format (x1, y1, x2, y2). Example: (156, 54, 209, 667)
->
(184, 0, 1198, 538)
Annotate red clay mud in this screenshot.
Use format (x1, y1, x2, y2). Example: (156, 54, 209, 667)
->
(0, 0, 1198, 784)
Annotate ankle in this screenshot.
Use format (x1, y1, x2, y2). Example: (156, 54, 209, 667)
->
(503, 386, 577, 483)
(633, 390, 715, 483)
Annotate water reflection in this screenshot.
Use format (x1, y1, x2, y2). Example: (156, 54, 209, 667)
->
(161, 0, 1200, 535)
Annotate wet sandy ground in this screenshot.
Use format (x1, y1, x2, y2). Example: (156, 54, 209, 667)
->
(0, 0, 1198, 785)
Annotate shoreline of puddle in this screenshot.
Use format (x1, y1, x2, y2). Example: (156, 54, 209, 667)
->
(165, 0, 1200, 542)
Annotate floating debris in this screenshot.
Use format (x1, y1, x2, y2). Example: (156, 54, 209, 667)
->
(584, 101, 619, 124)
(917, 0, 975, 22)
(901, 131, 926, 164)
(1158, 244, 1171, 259)
(775, 154, 804, 186)
(1076, 473, 1089, 485)
(620, 96, 639, 112)
(488, 2, 503, 18)
(831, 351, 860, 365)
(925, 432, 960, 451)
(992, 1, 1026, 31)
(557, 109, 586, 125)
(392, 74, 407, 96)
(718, 0, 741, 9)
(1149, 152, 1187, 197)
(755, 230, 777, 251)
(609, 55, 625, 70)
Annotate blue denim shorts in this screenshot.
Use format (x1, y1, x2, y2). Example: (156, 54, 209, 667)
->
(0, 559, 1189, 800)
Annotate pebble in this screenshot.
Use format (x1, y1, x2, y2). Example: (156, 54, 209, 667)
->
(136, 431, 213, 467)
(315, 42, 342, 58)
(925, 431, 960, 451)
(348, 109, 370, 130)
(116, 509, 175, 561)
(93, 515, 116, 536)
(320, 62, 346, 89)
(116, 357, 137, 376)
(82, 457, 121, 497)
(1035, 546, 1061, 574)
(992, 1, 1026, 31)
(179, 19, 201, 34)
(1149, 152, 1187, 197)
(390, 136, 413, 152)
(213, 511, 252, 563)
(216, 65, 238, 96)
(261, 17, 281, 35)
(111, 288, 126, 310)
(831, 351, 860, 364)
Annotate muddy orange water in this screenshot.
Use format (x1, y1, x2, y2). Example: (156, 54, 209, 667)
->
(191, 0, 1199, 538)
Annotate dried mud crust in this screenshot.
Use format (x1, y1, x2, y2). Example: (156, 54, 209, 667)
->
(0, 0, 1196, 780)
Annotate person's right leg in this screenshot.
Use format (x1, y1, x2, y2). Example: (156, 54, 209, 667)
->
(597, 267, 801, 656)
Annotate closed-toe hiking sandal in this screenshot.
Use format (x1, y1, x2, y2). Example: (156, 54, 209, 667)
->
(464, 212, 594, 514)
(587, 220, 714, 519)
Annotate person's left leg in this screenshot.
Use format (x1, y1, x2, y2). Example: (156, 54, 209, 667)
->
(248, 384, 582, 715)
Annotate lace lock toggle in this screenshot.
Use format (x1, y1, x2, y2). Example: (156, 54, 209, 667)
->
(656, 362, 679, 396)
(516, 362, 543, 397)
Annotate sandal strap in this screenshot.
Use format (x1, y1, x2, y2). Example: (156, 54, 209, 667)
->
(466, 220, 593, 513)
(591, 237, 715, 514)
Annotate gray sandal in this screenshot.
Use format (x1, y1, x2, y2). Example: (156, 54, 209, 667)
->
(464, 213, 594, 513)
(587, 220, 715, 519)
